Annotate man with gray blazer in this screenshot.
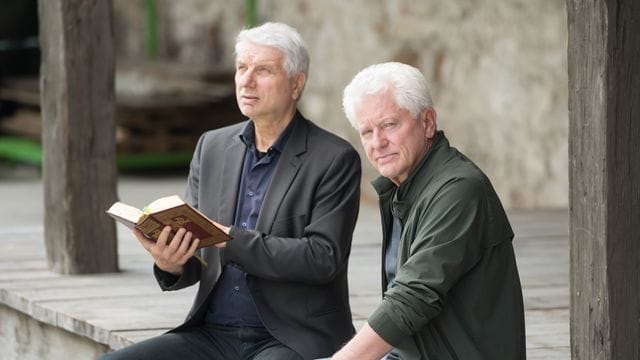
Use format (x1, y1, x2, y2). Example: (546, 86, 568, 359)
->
(100, 22, 361, 360)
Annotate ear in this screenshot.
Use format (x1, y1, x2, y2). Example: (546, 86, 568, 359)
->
(421, 107, 437, 139)
(291, 73, 306, 100)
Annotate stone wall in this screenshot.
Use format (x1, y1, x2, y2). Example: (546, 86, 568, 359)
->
(0, 305, 109, 360)
(113, 0, 568, 209)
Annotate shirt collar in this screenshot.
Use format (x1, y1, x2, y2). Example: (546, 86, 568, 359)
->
(239, 114, 297, 155)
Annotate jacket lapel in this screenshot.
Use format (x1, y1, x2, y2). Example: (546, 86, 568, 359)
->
(218, 133, 246, 225)
(256, 114, 307, 232)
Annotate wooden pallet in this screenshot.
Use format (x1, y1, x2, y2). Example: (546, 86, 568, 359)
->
(0, 72, 243, 156)
(0, 107, 41, 141)
(114, 93, 241, 154)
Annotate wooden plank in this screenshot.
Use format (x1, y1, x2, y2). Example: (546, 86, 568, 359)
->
(526, 347, 571, 360)
(38, 0, 118, 274)
(567, 0, 640, 358)
(526, 309, 570, 347)
(523, 286, 570, 310)
(108, 329, 170, 350)
(31, 292, 194, 344)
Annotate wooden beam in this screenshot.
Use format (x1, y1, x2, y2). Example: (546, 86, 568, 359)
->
(38, 0, 118, 274)
(567, 0, 640, 358)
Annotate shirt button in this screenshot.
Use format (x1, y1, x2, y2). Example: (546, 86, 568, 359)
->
(248, 191, 254, 197)
(241, 222, 247, 228)
(234, 286, 240, 291)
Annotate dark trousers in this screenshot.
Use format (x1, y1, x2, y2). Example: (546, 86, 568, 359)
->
(98, 324, 303, 360)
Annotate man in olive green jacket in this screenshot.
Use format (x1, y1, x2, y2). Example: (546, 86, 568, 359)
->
(332, 62, 526, 360)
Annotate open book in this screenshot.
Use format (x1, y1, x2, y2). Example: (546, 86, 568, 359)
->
(106, 195, 231, 248)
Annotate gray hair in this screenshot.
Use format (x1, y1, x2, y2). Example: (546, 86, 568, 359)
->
(342, 62, 434, 129)
(235, 22, 310, 79)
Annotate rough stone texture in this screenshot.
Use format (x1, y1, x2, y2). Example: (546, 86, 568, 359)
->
(113, 0, 568, 208)
(0, 304, 109, 360)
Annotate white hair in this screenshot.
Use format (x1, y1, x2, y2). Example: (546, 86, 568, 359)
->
(235, 22, 310, 79)
(342, 62, 434, 128)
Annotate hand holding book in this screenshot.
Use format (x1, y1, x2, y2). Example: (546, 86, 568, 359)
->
(133, 225, 201, 275)
(106, 195, 232, 268)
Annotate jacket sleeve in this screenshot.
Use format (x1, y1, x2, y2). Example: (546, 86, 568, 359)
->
(222, 147, 361, 285)
(368, 176, 490, 346)
(153, 257, 201, 291)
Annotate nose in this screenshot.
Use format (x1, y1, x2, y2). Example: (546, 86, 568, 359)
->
(371, 129, 388, 149)
(236, 69, 255, 88)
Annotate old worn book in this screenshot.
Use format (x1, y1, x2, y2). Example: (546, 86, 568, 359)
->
(106, 195, 231, 248)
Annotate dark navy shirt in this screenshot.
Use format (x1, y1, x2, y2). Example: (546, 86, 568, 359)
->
(385, 214, 402, 359)
(205, 119, 293, 327)
(385, 215, 401, 291)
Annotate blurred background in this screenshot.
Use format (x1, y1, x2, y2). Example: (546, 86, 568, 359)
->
(0, 0, 568, 209)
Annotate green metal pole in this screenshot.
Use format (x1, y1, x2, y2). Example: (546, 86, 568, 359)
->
(144, 0, 158, 59)
(246, 0, 257, 28)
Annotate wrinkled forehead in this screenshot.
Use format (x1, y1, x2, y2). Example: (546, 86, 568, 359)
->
(355, 91, 407, 126)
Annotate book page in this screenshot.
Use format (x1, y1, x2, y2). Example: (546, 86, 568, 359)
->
(145, 195, 185, 213)
(107, 202, 143, 223)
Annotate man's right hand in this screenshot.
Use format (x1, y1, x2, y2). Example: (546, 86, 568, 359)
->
(134, 226, 200, 276)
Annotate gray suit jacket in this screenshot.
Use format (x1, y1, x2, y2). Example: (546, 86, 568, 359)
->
(154, 112, 361, 359)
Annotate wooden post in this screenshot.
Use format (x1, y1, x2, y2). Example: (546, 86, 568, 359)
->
(38, 0, 119, 274)
(567, 0, 640, 359)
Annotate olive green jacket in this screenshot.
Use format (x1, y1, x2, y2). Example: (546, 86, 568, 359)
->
(368, 131, 526, 360)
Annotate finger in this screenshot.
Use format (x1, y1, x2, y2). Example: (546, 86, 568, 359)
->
(167, 228, 187, 253)
(177, 231, 194, 255)
(183, 238, 200, 262)
(155, 226, 173, 249)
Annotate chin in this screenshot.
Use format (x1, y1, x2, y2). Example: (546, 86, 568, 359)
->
(239, 108, 255, 118)
(378, 166, 395, 176)
(379, 171, 397, 180)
